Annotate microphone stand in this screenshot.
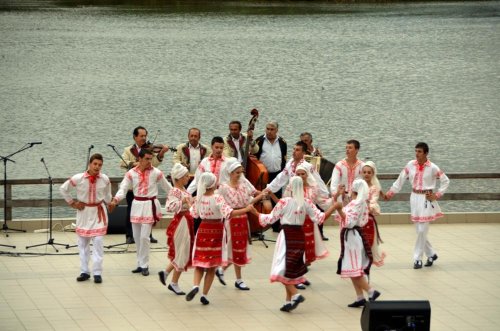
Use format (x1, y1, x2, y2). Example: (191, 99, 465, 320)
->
(26, 158, 70, 252)
(1, 142, 41, 239)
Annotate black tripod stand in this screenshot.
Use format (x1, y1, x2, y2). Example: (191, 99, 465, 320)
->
(26, 158, 69, 252)
(1, 142, 42, 241)
(250, 200, 276, 248)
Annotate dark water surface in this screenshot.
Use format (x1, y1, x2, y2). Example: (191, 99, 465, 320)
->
(1, 1, 499, 218)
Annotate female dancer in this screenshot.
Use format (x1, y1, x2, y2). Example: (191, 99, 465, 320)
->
(362, 161, 386, 267)
(282, 165, 330, 289)
(253, 176, 337, 312)
(334, 178, 381, 308)
(186, 172, 255, 305)
(158, 164, 194, 295)
(217, 161, 263, 290)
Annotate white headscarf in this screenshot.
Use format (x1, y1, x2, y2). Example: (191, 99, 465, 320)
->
(196, 172, 217, 210)
(363, 160, 381, 190)
(170, 163, 188, 183)
(290, 176, 305, 212)
(219, 157, 238, 185)
(296, 164, 316, 186)
(349, 178, 369, 226)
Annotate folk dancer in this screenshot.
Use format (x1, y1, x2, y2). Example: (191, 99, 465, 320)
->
(385, 142, 449, 269)
(362, 161, 386, 267)
(333, 179, 381, 308)
(121, 126, 171, 244)
(110, 149, 172, 276)
(216, 160, 263, 291)
(330, 139, 364, 205)
(251, 176, 337, 312)
(223, 120, 259, 162)
(158, 164, 194, 295)
(185, 172, 255, 305)
(254, 121, 287, 232)
(60, 153, 112, 284)
(265, 141, 330, 233)
(282, 164, 331, 289)
(173, 127, 210, 179)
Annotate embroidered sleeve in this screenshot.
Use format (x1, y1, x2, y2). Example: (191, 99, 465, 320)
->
(259, 199, 285, 226)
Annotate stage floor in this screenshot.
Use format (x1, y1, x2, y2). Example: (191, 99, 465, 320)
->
(1, 223, 499, 331)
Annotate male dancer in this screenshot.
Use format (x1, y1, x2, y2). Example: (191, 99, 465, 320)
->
(60, 153, 112, 284)
(385, 142, 449, 269)
(121, 126, 170, 244)
(110, 149, 172, 276)
(330, 139, 364, 205)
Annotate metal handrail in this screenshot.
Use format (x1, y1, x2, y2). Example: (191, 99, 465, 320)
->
(1, 173, 499, 221)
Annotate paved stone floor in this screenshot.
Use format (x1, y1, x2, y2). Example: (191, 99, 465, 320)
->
(1, 223, 499, 330)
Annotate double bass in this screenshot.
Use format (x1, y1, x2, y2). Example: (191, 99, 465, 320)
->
(242, 109, 273, 234)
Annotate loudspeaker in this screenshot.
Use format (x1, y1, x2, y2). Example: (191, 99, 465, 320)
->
(361, 300, 431, 331)
(107, 205, 127, 234)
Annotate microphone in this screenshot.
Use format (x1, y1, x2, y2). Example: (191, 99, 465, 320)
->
(107, 144, 115, 148)
(89, 144, 94, 149)
(40, 158, 44, 162)
(30, 142, 42, 145)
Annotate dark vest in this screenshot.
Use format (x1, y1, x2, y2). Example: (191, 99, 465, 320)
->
(255, 135, 287, 171)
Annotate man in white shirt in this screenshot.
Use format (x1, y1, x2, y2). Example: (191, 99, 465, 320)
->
(385, 142, 449, 269)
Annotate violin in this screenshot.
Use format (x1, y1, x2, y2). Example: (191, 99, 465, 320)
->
(143, 141, 177, 153)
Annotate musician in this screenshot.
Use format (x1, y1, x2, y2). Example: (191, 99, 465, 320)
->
(110, 149, 172, 276)
(121, 126, 170, 244)
(300, 132, 323, 157)
(223, 120, 259, 162)
(254, 121, 287, 232)
(60, 153, 112, 284)
(173, 128, 210, 177)
(329, 139, 365, 205)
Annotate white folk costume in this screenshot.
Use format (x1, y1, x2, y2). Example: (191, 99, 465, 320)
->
(267, 158, 330, 197)
(283, 166, 331, 264)
(114, 165, 172, 269)
(165, 187, 194, 272)
(330, 159, 364, 204)
(60, 171, 112, 277)
(189, 193, 233, 269)
(362, 161, 386, 267)
(337, 179, 373, 279)
(259, 194, 327, 285)
(218, 171, 256, 267)
(386, 159, 449, 261)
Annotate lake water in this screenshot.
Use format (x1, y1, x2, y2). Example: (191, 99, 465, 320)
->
(1, 0, 499, 218)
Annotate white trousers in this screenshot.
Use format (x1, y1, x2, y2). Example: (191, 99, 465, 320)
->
(78, 235, 104, 275)
(413, 222, 436, 261)
(132, 222, 153, 268)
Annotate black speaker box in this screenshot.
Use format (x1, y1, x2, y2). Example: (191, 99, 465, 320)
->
(361, 300, 431, 331)
(106, 205, 127, 234)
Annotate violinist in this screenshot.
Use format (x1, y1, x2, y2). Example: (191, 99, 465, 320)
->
(120, 126, 171, 244)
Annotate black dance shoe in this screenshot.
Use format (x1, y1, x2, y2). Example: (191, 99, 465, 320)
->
(76, 273, 90, 282)
(347, 299, 366, 308)
(424, 254, 438, 267)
